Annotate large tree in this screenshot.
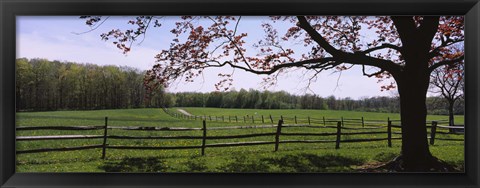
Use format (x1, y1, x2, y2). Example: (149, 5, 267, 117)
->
(82, 16, 464, 171)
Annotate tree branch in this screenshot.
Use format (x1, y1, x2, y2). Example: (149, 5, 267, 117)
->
(296, 16, 401, 76)
(204, 58, 335, 75)
(418, 16, 440, 49)
(428, 55, 464, 73)
(391, 16, 417, 49)
(362, 65, 384, 77)
(207, 16, 251, 70)
(428, 39, 464, 58)
(362, 43, 403, 54)
(73, 16, 110, 35)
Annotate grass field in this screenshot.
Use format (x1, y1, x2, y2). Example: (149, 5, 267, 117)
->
(16, 108, 465, 172)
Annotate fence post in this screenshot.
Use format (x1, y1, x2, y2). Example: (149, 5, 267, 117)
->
(270, 115, 274, 124)
(274, 120, 283, 152)
(244, 116, 246, 123)
(229, 116, 231, 122)
(430, 121, 438, 145)
(323, 116, 326, 126)
(202, 120, 207, 156)
(387, 120, 392, 147)
(235, 116, 238, 122)
(341, 117, 344, 127)
(308, 116, 311, 125)
(449, 119, 455, 133)
(252, 116, 255, 123)
(262, 115, 264, 123)
(335, 121, 341, 149)
(361, 117, 364, 127)
(294, 116, 297, 124)
(102, 117, 108, 159)
(209, 115, 212, 121)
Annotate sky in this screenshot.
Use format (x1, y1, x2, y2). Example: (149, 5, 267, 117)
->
(16, 16, 399, 99)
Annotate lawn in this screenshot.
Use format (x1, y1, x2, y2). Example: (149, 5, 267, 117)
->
(16, 108, 465, 172)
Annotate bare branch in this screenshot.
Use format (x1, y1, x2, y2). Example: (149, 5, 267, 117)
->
(138, 17, 155, 45)
(362, 65, 384, 77)
(72, 16, 110, 35)
(204, 57, 335, 75)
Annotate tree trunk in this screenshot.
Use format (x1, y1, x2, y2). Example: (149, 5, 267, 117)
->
(448, 100, 455, 132)
(396, 65, 433, 171)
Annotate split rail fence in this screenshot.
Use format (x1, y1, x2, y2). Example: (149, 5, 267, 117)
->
(16, 115, 464, 159)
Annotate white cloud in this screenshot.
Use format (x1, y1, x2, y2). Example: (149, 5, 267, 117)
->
(17, 31, 158, 70)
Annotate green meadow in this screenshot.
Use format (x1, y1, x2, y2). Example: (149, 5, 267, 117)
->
(16, 108, 464, 172)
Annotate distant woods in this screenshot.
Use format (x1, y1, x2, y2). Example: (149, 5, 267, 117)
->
(15, 58, 166, 111)
(16, 58, 464, 115)
(168, 90, 464, 115)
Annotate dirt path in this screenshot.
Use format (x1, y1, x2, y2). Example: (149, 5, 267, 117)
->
(177, 109, 193, 116)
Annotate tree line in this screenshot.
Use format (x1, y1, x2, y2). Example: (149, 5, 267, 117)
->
(168, 90, 464, 115)
(16, 58, 464, 115)
(15, 58, 166, 111)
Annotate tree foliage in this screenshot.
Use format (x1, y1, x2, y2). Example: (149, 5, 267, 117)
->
(15, 58, 169, 111)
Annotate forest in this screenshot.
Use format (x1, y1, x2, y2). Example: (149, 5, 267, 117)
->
(15, 58, 464, 115)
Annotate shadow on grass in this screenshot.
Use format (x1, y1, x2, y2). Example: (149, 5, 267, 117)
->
(218, 154, 272, 173)
(373, 152, 398, 163)
(219, 153, 365, 173)
(182, 156, 209, 172)
(100, 157, 168, 172)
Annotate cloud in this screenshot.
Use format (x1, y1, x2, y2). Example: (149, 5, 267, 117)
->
(17, 31, 158, 70)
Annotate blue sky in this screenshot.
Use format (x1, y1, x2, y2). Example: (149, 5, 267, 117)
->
(16, 16, 398, 99)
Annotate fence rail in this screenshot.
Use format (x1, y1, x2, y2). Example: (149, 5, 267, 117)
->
(16, 112, 464, 158)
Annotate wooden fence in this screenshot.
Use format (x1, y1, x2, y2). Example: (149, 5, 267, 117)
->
(165, 107, 406, 127)
(16, 115, 464, 159)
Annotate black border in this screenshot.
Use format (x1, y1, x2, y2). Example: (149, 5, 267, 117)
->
(1, 0, 479, 187)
